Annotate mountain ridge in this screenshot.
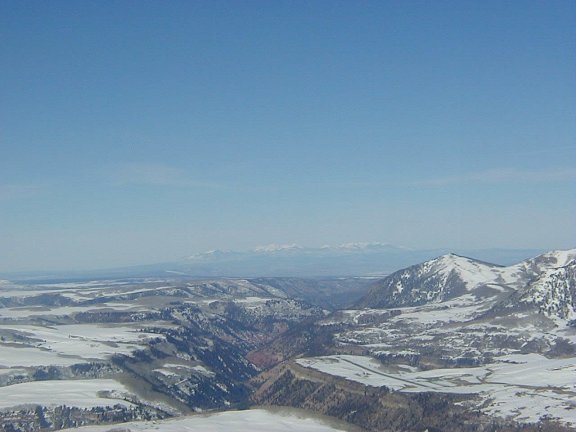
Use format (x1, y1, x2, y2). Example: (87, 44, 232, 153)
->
(356, 248, 576, 320)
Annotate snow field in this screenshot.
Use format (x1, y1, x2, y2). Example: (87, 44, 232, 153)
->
(0, 379, 134, 409)
(60, 408, 350, 432)
(0, 323, 162, 366)
(0, 303, 144, 319)
(297, 354, 576, 426)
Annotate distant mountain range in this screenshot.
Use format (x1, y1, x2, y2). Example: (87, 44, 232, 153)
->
(143, 243, 546, 278)
(2, 242, 548, 280)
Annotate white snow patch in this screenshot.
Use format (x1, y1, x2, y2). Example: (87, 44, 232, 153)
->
(60, 408, 349, 432)
(297, 354, 576, 426)
(0, 379, 134, 409)
(0, 324, 161, 365)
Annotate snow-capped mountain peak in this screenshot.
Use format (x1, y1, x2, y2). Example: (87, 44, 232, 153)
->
(501, 248, 576, 285)
(417, 253, 504, 289)
(335, 242, 405, 251)
(357, 254, 506, 308)
(253, 243, 303, 253)
(532, 249, 576, 268)
(357, 248, 576, 322)
(186, 249, 234, 260)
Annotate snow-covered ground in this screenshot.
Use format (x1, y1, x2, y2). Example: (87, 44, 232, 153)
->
(0, 275, 327, 422)
(296, 354, 576, 426)
(60, 408, 351, 432)
(0, 344, 82, 367)
(0, 379, 134, 409)
(0, 303, 146, 319)
(0, 323, 162, 366)
(388, 294, 494, 325)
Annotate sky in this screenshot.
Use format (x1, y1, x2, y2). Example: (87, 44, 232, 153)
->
(1, 0, 575, 272)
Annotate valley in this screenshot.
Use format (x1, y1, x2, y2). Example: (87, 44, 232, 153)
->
(251, 250, 576, 430)
(0, 277, 339, 430)
(3, 1, 572, 430)
(0, 250, 575, 431)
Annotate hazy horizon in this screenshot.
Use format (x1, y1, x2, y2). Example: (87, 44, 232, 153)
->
(0, 242, 560, 276)
(1, 1, 575, 272)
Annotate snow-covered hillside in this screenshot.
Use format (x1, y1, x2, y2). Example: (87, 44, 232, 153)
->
(358, 249, 576, 318)
(253, 248, 576, 429)
(518, 260, 576, 320)
(356, 254, 509, 308)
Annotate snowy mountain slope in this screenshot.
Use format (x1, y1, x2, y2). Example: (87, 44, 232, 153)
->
(505, 248, 576, 283)
(517, 260, 576, 320)
(357, 249, 576, 316)
(356, 254, 509, 308)
(253, 249, 576, 429)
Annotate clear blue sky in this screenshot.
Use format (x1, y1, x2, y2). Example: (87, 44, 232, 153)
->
(1, 0, 575, 272)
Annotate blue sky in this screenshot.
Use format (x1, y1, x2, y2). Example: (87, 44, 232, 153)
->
(1, 0, 575, 271)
